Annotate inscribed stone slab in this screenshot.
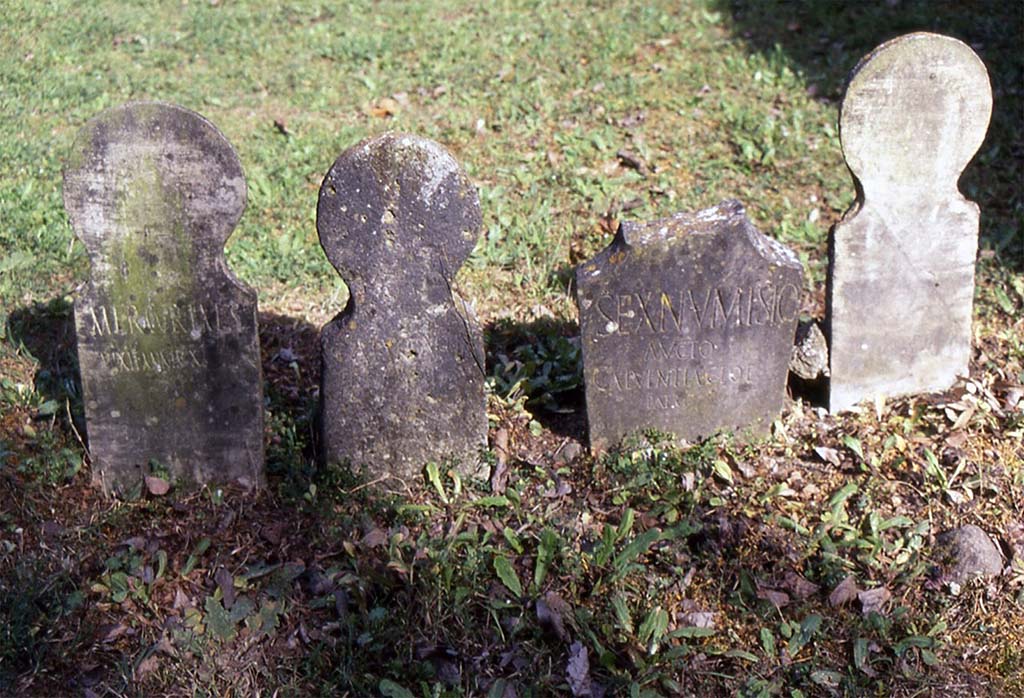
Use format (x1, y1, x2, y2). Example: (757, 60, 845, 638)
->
(828, 33, 992, 412)
(576, 200, 803, 453)
(317, 133, 486, 482)
(63, 102, 264, 495)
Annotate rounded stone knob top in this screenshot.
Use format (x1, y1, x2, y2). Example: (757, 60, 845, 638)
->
(317, 132, 482, 283)
(840, 32, 992, 194)
(63, 101, 246, 257)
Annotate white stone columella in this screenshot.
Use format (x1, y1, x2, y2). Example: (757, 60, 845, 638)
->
(827, 32, 992, 412)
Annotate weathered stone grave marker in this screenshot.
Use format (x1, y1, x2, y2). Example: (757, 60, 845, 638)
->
(828, 32, 992, 412)
(317, 133, 486, 481)
(63, 102, 264, 495)
(576, 200, 803, 452)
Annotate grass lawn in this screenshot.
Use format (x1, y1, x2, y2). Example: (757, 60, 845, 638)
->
(1, 0, 1021, 695)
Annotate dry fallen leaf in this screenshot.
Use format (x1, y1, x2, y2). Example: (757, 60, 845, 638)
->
(536, 592, 569, 642)
(782, 571, 820, 600)
(678, 609, 716, 628)
(616, 149, 649, 175)
(261, 522, 285, 545)
(154, 635, 177, 657)
(135, 654, 159, 680)
(756, 587, 790, 609)
(829, 575, 860, 607)
(566, 641, 593, 697)
(814, 446, 842, 466)
(369, 97, 401, 118)
(858, 586, 891, 616)
(173, 588, 191, 610)
(491, 428, 510, 494)
(945, 430, 968, 448)
(361, 528, 388, 549)
(214, 566, 236, 610)
(97, 622, 131, 643)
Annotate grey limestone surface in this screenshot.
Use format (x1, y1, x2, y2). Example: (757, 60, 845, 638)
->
(576, 200, 803, 453)
(790, 319, 829, 381)
(63, 101, 264, 496)
(934, 525, 1004, 584)
(828, 33, 993, 412)
(317, 133, 487, 483)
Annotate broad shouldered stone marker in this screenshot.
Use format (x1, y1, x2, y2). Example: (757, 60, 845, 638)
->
(576, 200, 803, 452)
(828, 33, 992, 412)
(317, 133, 486, 481)
(64, 102, 264, 495)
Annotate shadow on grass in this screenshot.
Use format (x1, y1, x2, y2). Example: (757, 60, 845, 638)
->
(2, 300, 1004, 694)
(5, 298, 84, 435)
(0, 557, 87, 694)
(716, 0, 1024, 270)
(258, 311, 322, 494)
(485, 314, 586, 444)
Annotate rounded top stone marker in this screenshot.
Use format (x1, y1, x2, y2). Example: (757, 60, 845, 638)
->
(64, 101, 247, 259)
(827, 33, 993, 413)
(840, 32, 992, 196)
(317, 132, 480, 290)
(62, 101, 264, 495)
(316, 132, 487, 483)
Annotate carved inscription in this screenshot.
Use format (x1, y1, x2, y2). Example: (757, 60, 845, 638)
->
(593, 283, 799, 336)
(587, 282, 798, 403)
(84, 302, 241, 338)
(576, 200, 803, 451)
(82, 301, 245, 373)
(99, 347, 203, 374)
(592, 360, 755, 392)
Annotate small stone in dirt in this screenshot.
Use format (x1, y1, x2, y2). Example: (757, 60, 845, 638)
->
(317, 133, 487, 482)
(145, 475, 170, 496)
(789, 319, 828, 380)
(934, 524, 1004, 584)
